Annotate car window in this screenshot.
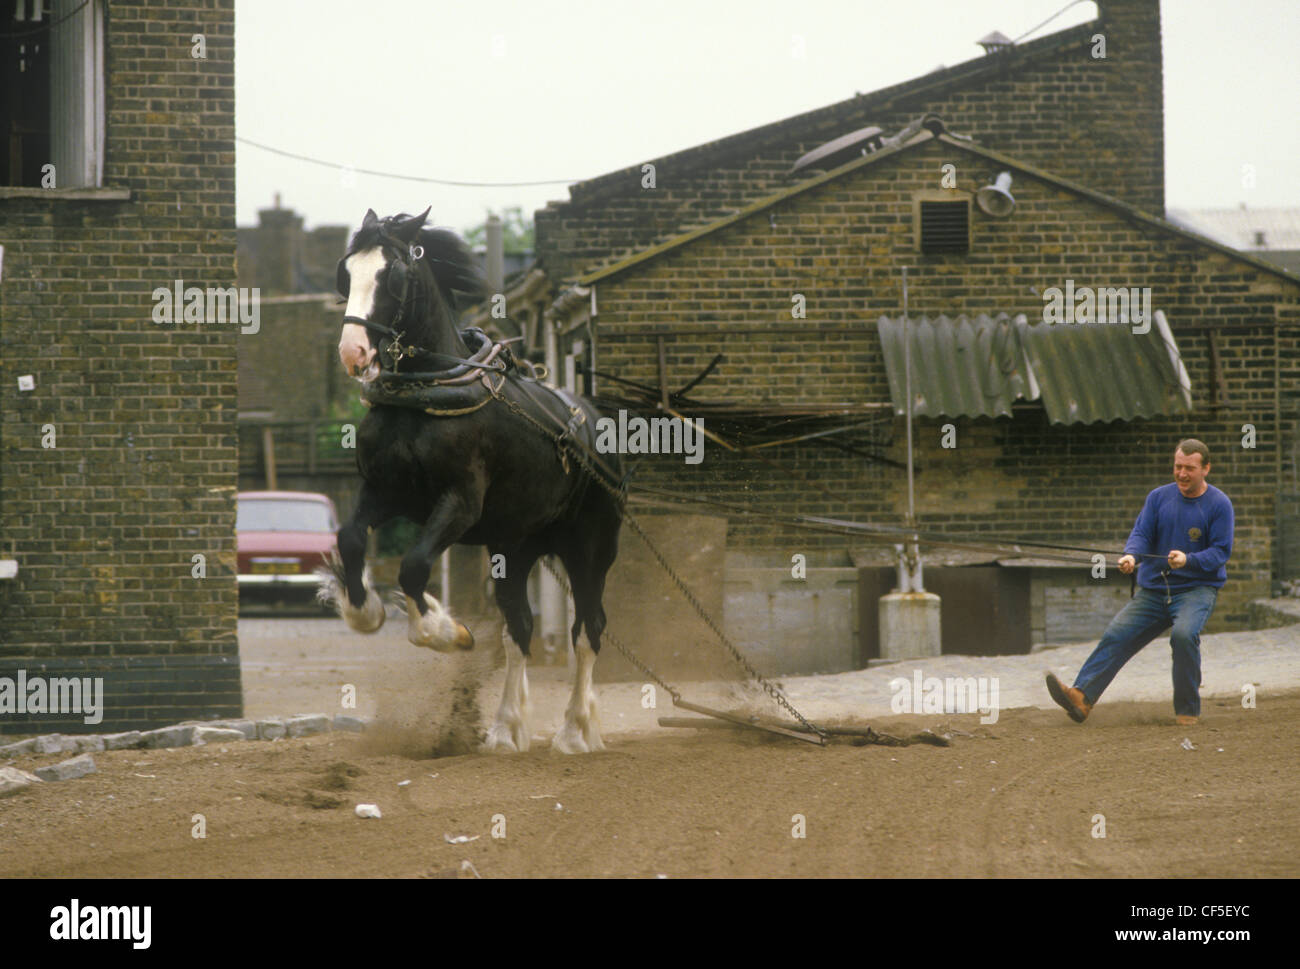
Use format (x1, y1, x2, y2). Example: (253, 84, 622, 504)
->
(237, 500, 334, 532)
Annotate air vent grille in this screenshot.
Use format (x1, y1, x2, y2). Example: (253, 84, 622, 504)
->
(919, 200, 970, 254)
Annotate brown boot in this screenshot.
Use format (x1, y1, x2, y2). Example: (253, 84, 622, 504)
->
(1045, 673, 1092, 723)
(1175, 715, 1198, 726)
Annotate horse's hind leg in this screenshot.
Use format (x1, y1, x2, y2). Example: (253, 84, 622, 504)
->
(398, 490, 479, 651)
(553, 520, 619, 754)
(322, 482, 392, 633)
(482, 546, 541, 753)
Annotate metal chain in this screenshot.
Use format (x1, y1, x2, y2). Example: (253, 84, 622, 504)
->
(616, 510, 827, 739)
(492, 385, 828, 741)
(540, 557, 681, 705)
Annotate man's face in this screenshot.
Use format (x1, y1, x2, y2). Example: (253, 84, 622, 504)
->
(1173, 449, 1210, 497)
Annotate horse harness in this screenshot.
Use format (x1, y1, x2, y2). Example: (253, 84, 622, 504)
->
(343, 224, 620, 485)
(359, 324, 616, 484)
(360, 328, 512, 417)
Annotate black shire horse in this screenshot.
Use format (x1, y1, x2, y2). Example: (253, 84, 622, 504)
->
(318, 208, 622, 754)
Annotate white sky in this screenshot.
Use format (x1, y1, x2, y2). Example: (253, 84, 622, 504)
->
(233, 0, 1300, 236)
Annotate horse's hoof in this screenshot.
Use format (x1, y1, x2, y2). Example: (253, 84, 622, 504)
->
(343, 591, 386, 633)
(551, 721, 591, 755)
(454, 623, 474, 650)
(404, 593, 470, 652)
(482, 720, 529, 753)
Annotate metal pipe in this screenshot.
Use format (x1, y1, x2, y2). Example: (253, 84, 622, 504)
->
(903, 267, 914, 529)
(901, 267, 921, 592)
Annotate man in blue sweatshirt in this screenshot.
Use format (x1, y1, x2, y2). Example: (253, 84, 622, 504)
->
(1046, 439, 1233, 727)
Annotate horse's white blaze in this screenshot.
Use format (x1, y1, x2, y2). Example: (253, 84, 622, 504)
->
(553, 635, 603, 754)
(404, 591, 464, 651)
(338, 247, 388, 377)
(484, 629, 531, 752)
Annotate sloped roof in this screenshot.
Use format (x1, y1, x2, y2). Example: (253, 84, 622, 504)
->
(1167, 207, 1300, 252)
(560, 19, 1100, 204)
(875, 311, 1192, 425)
(1167, 207, 1300, 277)
(577, 130, 1300, 287)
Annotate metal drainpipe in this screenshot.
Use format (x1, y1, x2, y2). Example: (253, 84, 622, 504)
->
(588, 285, 597, 395)
(901, 267, 921, 593)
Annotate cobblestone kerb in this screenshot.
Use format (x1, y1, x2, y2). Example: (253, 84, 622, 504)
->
(0, 714, 370, 791)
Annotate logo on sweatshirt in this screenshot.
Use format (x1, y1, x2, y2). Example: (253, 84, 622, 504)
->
(1188, 527, 1202, 541)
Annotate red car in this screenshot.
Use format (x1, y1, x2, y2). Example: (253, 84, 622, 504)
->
(236, 491, 339, 606)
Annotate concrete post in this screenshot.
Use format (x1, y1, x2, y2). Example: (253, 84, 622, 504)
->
(878, 591, 942, 660)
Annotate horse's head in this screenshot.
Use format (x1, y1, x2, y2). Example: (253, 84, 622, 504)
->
(338, 209, 487, 381)
(336, 207, 434, 381)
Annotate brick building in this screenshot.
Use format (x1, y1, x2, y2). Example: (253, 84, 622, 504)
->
(0, 0, 240, 732)
(534, 0, 1165, 287)
(520, 0, 1298, 669)
(236, 195, 349, 296)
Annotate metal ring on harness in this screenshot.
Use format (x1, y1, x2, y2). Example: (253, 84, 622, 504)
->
(551, 405, 587, 474)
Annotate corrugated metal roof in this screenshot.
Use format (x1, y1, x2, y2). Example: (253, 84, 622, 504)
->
(876, 312, 1192, 424)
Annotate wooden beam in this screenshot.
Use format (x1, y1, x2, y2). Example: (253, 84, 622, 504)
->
(672, 698, 825, 745)
(261, 425, 278, 490)
(658, 717, 744, 730)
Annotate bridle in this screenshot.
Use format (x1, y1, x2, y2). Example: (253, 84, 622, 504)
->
(340, 223, 504, 375)
(339, 225, 428, 372)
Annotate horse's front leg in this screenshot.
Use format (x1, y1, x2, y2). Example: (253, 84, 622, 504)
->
(399, 489, 479, 651)
(319, 482, 393, 633)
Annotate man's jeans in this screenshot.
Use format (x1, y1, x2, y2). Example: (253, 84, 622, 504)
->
(1074, 585, 1219, 717)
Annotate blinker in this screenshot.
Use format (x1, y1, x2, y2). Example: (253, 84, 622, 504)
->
(387, 259, 408, 300)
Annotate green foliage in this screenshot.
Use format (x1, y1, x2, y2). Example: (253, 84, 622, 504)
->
(375, 517, 423, 558)
(315, 396, 370, 462)
(462, 205, 534, 254)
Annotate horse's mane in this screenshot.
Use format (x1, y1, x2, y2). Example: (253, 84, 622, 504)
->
(414, 226, 488, 309)
(346, 215, 487, 311)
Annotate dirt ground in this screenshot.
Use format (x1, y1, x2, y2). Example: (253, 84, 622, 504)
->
(2, 672, 1297, 877)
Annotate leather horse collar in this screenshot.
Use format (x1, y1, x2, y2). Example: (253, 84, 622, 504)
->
(360, 327, 514, 416)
